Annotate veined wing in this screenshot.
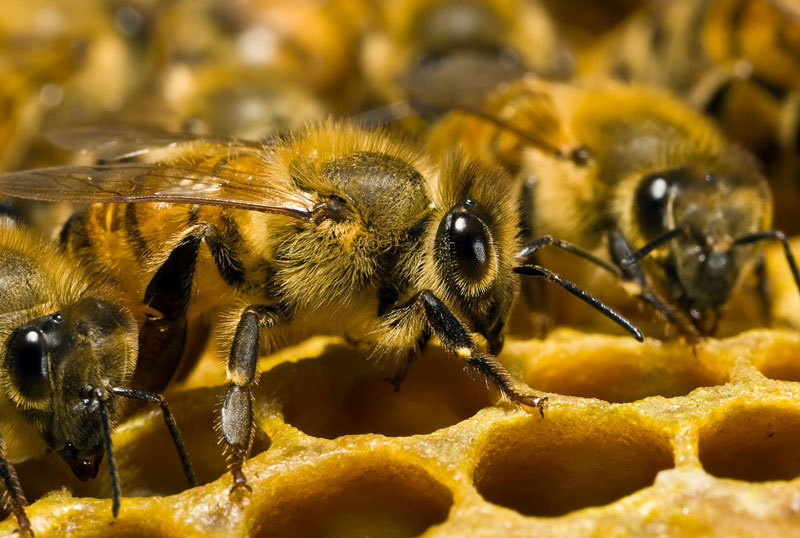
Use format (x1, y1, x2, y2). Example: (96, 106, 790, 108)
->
(0, 161, 317, 220)
(45, 126, 271, 161)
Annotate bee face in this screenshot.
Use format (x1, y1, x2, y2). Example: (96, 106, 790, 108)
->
(634, 166, 767, 314)
(4, 297, 136, 480)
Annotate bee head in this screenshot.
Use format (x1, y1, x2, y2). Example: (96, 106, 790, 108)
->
(430, 156, 519, 353)
(2, 297, 137, 480)
(633, 165, 770, 328)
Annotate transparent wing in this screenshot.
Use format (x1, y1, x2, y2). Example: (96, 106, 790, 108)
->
(45, 126, 269, 161)
(0, 162, 317, 219)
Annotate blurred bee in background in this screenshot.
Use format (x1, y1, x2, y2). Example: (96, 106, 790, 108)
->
(0, 0, 148, 172)
(427, 78, 800, 338)
(154, 66, 326, 140)
(0, 221, 195, 534)
(1, 0, 358, 237)
(80, 0, 369, 156)
(0, 121, 643, 491)
(360, 0, 573, 128)
(144, 0, 371, 116)
(0, 0, 156, 241)
(581, 0, 800, 234)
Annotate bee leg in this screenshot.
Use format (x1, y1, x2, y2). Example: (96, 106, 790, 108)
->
(0, 432, 30, 535)
(412, 290, 546, 414)
(135, 232, 203, 393)
(222, 304, 286, 493)
(203, 223, 247, 289)
(137, 221, 246, 393)
(608, 229, 699, 340)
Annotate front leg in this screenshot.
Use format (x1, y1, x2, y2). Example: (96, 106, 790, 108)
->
(221, 304, 287, 491)
(608, 229, 699, 340)
(382, 290, 546, 415)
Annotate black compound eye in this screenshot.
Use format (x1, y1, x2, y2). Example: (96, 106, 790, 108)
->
(437, 205, 492, 285)
(635, 170, 680, 239)
(7, 327, 49, 400)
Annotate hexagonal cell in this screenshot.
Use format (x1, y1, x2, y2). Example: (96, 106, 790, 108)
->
(505, 336, 727, 403)
(751, 333, 800, 383)
(270, 343, 494, 438)
(699, 405, 800, 482)
(473, 409, 674, 516)
(252, 453, 453, 538)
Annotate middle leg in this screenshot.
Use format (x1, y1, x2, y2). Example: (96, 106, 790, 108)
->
(220, 304, 288, 491)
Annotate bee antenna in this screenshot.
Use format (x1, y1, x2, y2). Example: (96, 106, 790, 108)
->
(734, 230, 800, 298)
(366, 92, 575, 162)
(91, 387, 121, 518)
(446, 102, 569, 161)
(513, 264, 644, 341)
(620, 226, 686, 267)
(110, 386, 197, 488)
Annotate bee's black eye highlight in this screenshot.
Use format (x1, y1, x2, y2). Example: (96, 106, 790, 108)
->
(7, 327, 49, 400)
(437, 201, 492, 286)
(635, 168, 690, 239)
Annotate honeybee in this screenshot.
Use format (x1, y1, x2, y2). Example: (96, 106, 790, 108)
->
(427, 78, 800, 337)
(0, 221, 195, 533)
(156, 65, 327, 139)
(360, 0, 572, 122)
(580, 0, 800, 232)
(0, 0, 144, 171)
(146, 0, 370, 114)
(0, 121, 643, 490)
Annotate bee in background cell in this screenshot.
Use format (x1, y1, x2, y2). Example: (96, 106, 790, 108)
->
(581, 0, 800, 233)
(144, 0, 372, 116)
(359, 0, 573, 130)
(426, 78, 800, 338)
(156, 66, 327, 140)
(0, 121, 643, 493)
(0, 0, 147, 172)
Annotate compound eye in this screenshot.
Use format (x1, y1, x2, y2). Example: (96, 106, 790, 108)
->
(7, 327, 49, 400)
(438, 206, 492, 285)
(635, 171, 674, 238)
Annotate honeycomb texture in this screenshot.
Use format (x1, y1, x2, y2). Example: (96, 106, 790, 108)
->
(2, 241, 800, 537)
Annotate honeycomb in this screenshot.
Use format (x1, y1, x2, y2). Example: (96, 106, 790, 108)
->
(3, 240, 800, 537)
(3, 1, 800, 536)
